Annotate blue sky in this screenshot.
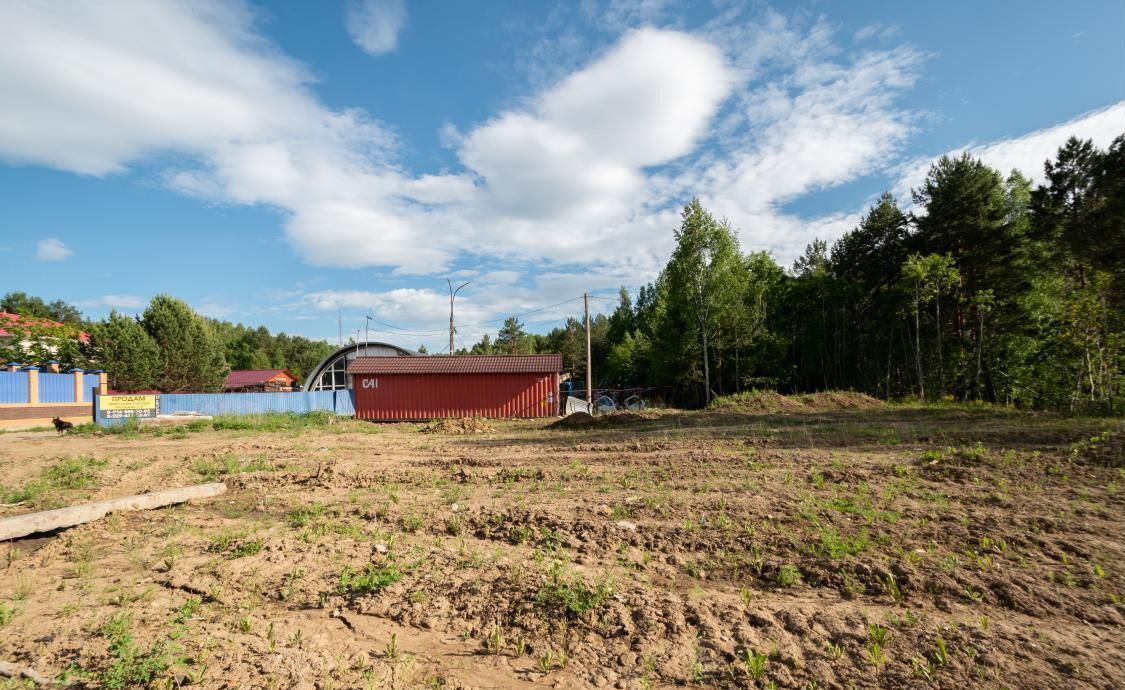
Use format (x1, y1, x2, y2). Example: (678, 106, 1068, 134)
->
(1, 0, 1122, 352)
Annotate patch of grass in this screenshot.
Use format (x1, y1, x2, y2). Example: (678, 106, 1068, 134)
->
(1071, 431, 1123, 467)
(817, 527, 870, 558)
(400, 509, 424, 533)
(884, 573, 904, 603)
(286, 503, 326, 528)
(444, 515, 463, 536)
(954, 442, 989, 464)
(210, 411, 339, 431)
(0, 456, 107, 508)
(919, 448, 946, 464)
(191, 453, 272, 480)
(868, 642, 887, 669)
(0, 602, 16, 626)
(776, 564, 801, 588)
(93, 612, 180, 689)
(338, 562, 403, 595)
(807, 468, 827, 489)
(537, 562, 612, 618)
(741, 649, 767, 680)
(867, 623, 888, 645)
(206, 531, 263, 559)
(931, 636, 950, 667)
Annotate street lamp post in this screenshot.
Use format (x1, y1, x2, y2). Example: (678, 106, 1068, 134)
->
(447, 279, 471, 355)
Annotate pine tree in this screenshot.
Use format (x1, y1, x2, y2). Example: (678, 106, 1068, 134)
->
(496, 317, 527, 354)
(142, 295, 228, 392)
(87, 311, 160, 391)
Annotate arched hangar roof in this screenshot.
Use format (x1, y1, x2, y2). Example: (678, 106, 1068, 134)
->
(304, 341, 415, 392)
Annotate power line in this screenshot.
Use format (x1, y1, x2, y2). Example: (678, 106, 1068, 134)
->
(356, 294, 591, 347)
(364, 315, 447, 336)
(456, 296, 585, 328)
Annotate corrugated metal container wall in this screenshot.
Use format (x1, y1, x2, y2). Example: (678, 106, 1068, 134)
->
(353, 372, 558, 420)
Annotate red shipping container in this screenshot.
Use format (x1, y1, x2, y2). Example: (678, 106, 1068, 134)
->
(347, 355, 561, 420)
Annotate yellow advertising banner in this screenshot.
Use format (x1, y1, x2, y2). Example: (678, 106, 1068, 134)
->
(100, 395, 157, 411)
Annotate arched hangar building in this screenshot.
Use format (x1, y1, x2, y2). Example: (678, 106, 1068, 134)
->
(303, 342, 415, 392)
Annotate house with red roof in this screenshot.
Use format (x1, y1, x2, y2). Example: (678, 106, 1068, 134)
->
(223, 369, 300, 393)
(0, 312, 89, 365)
(0, 312, 89, 344)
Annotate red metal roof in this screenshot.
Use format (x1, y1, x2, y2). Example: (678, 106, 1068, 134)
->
(223, 369, 298, 388)
(0, 312, 89, 343)
(348, 354, 562, 375)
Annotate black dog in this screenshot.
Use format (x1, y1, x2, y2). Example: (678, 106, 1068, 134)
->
(52, 417, 74, 435)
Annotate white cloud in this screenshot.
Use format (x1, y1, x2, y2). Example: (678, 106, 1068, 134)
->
(0, 2, 917, 276)
(583, 0, 679, 32)
(455, 27, 733, 268)
(854, 23, 900, 42)
(36, 238, 73, 261)
(894, 101, 1125, 203)
(195, 302, 238, 319)
(3, 0, 1119, 298)
(692, 10, 926, 260)
(346, 0, 408, 56)
(296, 279, 623, 352)
(78, 294, 147, 310)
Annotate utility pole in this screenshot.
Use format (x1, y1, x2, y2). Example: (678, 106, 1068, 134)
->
(584, 292, 593, 413)
(447, 279, 471, 355)
(364, 316, 369, 356)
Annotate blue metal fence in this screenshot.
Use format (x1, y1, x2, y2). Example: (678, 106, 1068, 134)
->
(83, 373, 100, 402)
(38, 373, 75, 403)
(0, 371, 28, 403)
(158, 391, 353, 417)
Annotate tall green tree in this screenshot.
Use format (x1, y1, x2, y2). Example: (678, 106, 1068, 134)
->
(659, 199, 748, 404)
(901, 253, 961, 400)
(142, 296, 228, 392)
(87, 311, 160, 391)
(496, 317, 527, 354)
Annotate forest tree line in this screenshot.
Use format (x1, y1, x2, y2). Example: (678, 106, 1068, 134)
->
(0, 292, 335, 392)
(465, 135, 1125, 413)
(5, 135, 1121, 410)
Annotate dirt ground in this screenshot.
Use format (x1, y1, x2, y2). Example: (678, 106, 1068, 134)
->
(0, 404, 1122, 689)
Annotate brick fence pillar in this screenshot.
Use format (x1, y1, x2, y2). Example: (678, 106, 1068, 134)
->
(26, 369, 38, 404)
(71, 369, 84, 403)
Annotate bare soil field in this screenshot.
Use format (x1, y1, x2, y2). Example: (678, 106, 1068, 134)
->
(0, 403, 1122, 689)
